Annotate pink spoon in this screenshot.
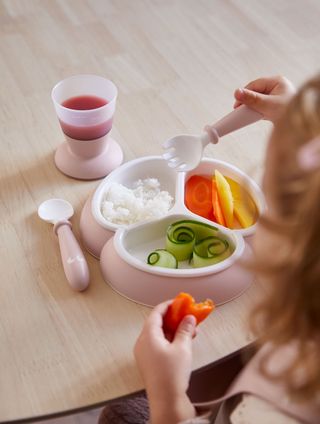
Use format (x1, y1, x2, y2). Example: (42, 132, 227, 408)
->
(38, 198, 90, 291)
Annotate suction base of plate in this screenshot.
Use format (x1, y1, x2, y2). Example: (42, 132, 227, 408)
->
(55, 137, 123, 180)
(79, 196, 114, 259)
(100, 238, 254, 307)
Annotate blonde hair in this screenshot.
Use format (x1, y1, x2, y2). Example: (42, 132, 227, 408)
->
(251, 75, 320, 402)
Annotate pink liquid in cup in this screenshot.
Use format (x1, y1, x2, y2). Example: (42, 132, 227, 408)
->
(52, 75, 117, 142)
(59, 95, 112, 140)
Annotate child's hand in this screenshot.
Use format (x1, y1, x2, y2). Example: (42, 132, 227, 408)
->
(233, 76, 296, 122)
(134, 301, 197, 424)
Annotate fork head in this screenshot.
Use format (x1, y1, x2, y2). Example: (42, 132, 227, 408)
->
(162, 134, 205, 172)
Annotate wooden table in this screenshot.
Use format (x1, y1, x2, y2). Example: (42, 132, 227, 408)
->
(1, 0, 319, 421)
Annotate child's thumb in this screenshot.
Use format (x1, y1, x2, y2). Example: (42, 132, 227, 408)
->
(234, 88, 271, 115)
(174, 315, 197, 345)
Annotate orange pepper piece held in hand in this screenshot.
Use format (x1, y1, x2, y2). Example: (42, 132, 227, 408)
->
(163, 292, 215, 335)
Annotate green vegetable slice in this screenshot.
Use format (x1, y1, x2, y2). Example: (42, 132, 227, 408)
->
(166, 220, 218, 261)
(147, 249, 178, 269)
(193, 236, 230, 268)
(168, 220, 218, 240)
(166, 225, 195, 261)
(147, 220, 231, 269)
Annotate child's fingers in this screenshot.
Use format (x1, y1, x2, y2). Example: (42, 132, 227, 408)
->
(234, 87, 272, 116)
(143, 300, 173, 337)
(233, 88, 245, 108)
(152, 300, 173, 317)
(243, 76, 279, 94)
(164, 319, 198, 343)
(192, 327, 198, 339)
(173, 315, 197, 346)
(134, 303, 172, 355)
(233, 77, 278, 108)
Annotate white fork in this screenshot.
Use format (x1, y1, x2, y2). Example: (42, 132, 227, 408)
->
(162, 105, 262, 171)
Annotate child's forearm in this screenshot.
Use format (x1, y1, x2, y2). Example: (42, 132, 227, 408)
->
(148, 391, 196, 424)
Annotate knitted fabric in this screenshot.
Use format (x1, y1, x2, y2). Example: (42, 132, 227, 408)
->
(98, 393, 149, 424)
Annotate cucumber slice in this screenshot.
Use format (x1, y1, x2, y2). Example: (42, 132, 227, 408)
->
(166, 219, 219, 261)
(147, 249, 178, 269)
(148, 220, 231, 270)
(166, 225, 195, 261)
(168, 220, 218, 240)
(195, 236, 229, 256)
(193, 236, 230, 268)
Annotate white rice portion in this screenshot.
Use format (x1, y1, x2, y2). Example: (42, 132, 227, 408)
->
(101, 178, 173, 225)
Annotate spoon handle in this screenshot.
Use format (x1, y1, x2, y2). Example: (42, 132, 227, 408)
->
(54, 220, 90, 291)
(210, 105, 262, 139)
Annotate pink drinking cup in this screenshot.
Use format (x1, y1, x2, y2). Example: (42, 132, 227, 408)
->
(51, 74, 117, 158)
(52, 74, 123, 179)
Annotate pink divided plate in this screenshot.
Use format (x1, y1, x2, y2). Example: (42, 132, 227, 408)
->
(80, 156, 265, 306)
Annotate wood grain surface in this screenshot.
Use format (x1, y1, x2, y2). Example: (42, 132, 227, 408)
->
(1, 0, 319, 421)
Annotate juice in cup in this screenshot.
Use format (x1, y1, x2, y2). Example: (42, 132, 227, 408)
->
(59, 95, 112, 140)
(52, 75, 117, 141)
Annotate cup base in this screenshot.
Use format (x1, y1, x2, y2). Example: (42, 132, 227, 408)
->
(54, 137, 123, 180)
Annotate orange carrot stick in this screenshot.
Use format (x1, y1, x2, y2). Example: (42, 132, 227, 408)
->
(212, 179, 226, 226)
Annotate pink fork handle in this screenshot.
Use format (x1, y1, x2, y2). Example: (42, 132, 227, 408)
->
(54, 220, 90, 291)
(208, 105, 262, 141)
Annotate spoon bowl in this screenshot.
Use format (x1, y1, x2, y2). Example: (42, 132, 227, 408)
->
(38, 198, 74, 223)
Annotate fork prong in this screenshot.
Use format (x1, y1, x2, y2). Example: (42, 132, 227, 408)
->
(176, 162, 187, 171)
(167, 162, 178, 168)
(162, 145, 175, 154)
(167, 159, 184, 168)
(168, 156, 181, 164)
(162, 139, 175, 149)
(162, 151, 177, 161)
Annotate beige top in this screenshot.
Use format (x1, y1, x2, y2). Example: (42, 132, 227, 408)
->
(185, 343, 320, 424)
(230, 395, 300, 424)
(181, 395, 300, 423)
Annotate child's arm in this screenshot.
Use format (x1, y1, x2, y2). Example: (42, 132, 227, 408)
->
(134, 301, 197, 424)
(233, 75, 296, 122)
